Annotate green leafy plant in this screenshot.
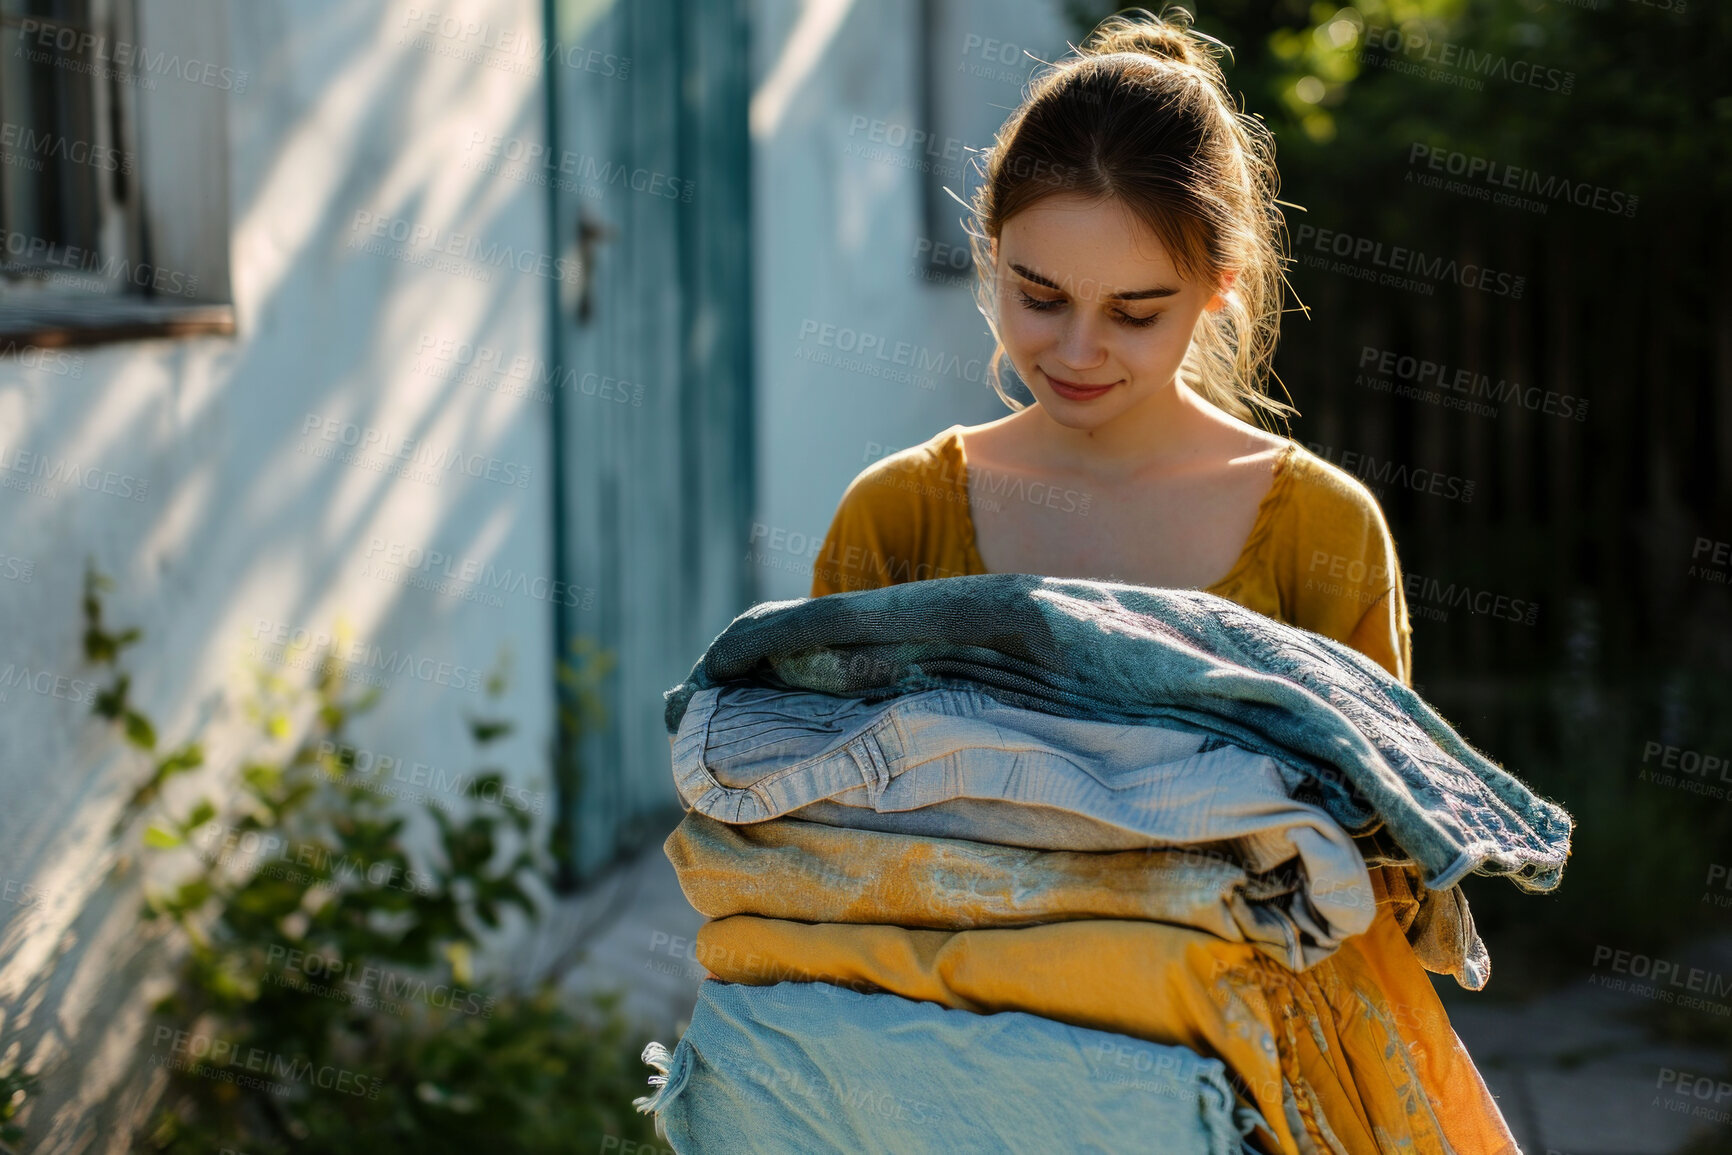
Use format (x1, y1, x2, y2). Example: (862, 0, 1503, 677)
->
(83, 568, 207, 830)
(73, 567, 661, 1153)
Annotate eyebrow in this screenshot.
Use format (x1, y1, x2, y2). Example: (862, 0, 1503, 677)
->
(1010, 262, 1179, 301)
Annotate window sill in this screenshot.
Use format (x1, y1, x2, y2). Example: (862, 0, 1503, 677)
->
(0, 299, 236, 350)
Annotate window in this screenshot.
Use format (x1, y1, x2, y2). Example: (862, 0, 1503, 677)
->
(913, 0, 1070, 288)
(0, 0, 234, 348)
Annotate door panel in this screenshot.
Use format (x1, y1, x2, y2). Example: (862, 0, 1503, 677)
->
(549, 0, 753, 882)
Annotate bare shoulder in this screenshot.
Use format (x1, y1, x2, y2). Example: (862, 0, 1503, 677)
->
(1184, 400, 1291, 469)
(1238, 426, 1292, 458)
(953, 413, 1023, 469)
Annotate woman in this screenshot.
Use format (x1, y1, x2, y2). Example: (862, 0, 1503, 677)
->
(811, 16, 1409, 690)
(801, 7, 1516, 1152)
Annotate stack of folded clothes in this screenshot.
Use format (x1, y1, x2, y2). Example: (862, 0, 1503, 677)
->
(634, 574, 1574, 1154)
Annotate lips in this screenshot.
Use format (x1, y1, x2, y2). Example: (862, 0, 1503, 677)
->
(1043, 370, 1119, 401)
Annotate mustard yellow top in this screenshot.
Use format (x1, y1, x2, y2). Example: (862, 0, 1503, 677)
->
(810, 424, 1414, 686)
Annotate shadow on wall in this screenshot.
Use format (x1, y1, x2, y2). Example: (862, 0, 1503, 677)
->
(0, 0, 624, 1146)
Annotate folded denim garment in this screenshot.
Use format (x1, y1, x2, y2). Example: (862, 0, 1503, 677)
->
(691, 912, 1522, 1155)
(664, 574, 1573, 901)
(635, 979, 1263, 1154)
(673, 682, 1379, 969)
(668, 811, 1361, 973)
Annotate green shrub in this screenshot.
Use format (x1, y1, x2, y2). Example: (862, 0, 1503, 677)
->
(70, 568, 662, 1153)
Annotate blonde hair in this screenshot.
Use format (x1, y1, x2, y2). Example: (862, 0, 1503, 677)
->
(966, 5, 1296, 428)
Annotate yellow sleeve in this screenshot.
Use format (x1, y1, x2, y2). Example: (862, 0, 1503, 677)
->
(809, 446, 940, 598)
(1344, 582, 1414, 688)
(809, 474, 896, 597)
(1281, 455, 1415, 687)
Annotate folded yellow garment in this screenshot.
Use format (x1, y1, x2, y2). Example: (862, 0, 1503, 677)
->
(693, 902, 1518, 1155)
(666, 811, 1316, 960)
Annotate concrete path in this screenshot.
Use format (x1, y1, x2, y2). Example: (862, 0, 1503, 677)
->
(543, 833, 707, 1041)
(1439, 936, 1732, 1155)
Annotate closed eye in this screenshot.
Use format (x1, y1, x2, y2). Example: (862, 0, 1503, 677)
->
(1018, 290, 1158, 329)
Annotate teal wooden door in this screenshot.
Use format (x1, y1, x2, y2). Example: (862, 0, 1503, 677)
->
(544, 0, 753, 884)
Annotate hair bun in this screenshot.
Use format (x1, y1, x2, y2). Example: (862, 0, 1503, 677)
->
(1082, 7, 1221, 72)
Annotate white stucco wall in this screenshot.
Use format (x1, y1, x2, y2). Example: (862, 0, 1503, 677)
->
(0, 0, 1091, 1140)
(749, 0, 1073, 601)
(0, 1, 561, 1145)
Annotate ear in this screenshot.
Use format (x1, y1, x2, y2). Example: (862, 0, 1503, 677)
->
(1204, 268, 1239, 312)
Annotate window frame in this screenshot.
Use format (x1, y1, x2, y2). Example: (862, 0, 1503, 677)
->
(0, 0, 234, 350)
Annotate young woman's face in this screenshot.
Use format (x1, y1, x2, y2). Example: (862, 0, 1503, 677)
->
(992, 194, 1231, 429)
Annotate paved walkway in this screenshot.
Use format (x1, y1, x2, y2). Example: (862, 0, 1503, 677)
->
(1439, 935, 1732, 1155)
(545, 834, 707, 1041)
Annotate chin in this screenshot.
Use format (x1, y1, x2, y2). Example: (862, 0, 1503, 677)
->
(1030, 391, 1134, 431)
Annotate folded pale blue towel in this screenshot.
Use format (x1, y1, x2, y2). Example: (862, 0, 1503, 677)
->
(635, 979, 1264, 1154)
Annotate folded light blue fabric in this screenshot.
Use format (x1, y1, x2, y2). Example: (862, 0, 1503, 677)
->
(635, 980, 1264, 1154)
(663, 574, 1573, 898)
(673, 681, 1378, 970)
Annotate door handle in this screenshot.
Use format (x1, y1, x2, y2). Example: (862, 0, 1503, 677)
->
(573, 208, 617, 326)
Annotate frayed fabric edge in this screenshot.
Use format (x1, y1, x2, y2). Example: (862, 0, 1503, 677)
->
(633, 1038, 692, 1115)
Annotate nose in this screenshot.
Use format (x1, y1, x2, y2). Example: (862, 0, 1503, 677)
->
(1053, 311, 1108, 371)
